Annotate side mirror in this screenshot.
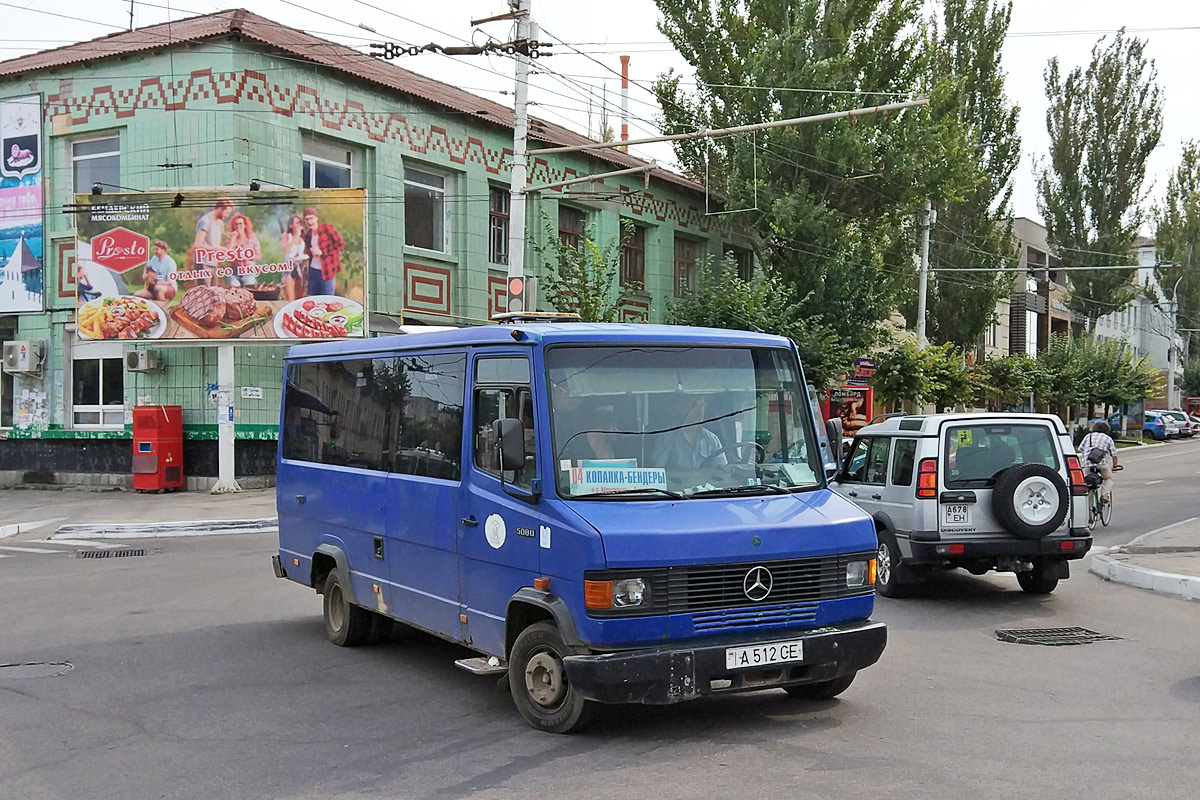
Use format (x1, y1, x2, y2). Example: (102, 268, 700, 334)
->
(493, 418, 526, 472)
(824, 418, 843, 463)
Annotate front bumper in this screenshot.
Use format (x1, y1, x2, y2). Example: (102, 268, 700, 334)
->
(562, 620, 886, 705)
(908, 535, 1092, 564)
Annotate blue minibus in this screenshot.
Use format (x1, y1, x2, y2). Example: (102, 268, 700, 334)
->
(273, 322, 886, 732)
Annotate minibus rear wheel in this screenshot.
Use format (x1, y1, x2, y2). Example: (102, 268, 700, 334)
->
(322, 569, 372, 647)
(508, 622, 595, 734)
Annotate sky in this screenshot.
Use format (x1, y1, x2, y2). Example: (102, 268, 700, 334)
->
(4, 0, 1200, 226)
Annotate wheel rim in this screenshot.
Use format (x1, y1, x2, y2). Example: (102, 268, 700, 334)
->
(877, 542, 892, 586)
(328, 582, 345, 632)
(1012, 476, 1059, 526)
(524, 650, 567, 710)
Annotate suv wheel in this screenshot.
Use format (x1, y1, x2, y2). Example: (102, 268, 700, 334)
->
(1016, 561, 1060, 594)
(991, 463, 1069, 539)
(875, 535, 911, 598)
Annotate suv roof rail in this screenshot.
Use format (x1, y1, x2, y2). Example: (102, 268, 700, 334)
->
(492, 311, 582, 324)
(868, 412, 907, 424)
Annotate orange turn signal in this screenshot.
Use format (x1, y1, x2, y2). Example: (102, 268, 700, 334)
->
(533, 576, 551, 591)
(868, 558, 877, 586)
(584, 579, 613, 609)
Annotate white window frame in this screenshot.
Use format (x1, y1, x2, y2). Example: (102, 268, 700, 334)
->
(301, 135, 357, 189)
(70, 339, 125, 429)
(71, 134, 121, 195)
(404, 166, 452, 254)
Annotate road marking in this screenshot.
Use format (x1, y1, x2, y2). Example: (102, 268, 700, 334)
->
(1120, 450, 1187, 462)
(0, 518, 68, 539)
(45, 539, 128, 549)
(0, 553, 10, 559)
(1145, 480, 1165, 485)
(1137, 517, 1199, 538)
(0, 545, 62, 554)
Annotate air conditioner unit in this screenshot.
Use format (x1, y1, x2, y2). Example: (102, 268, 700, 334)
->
(2, 340, 43, 374)
(125, 349, 163, 373)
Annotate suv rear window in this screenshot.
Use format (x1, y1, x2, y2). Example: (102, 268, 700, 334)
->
(944, 424, 1058, 488)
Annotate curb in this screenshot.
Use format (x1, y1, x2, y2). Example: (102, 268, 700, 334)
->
(51, 517, 279, 540)
(1090, 553, 1200, 601)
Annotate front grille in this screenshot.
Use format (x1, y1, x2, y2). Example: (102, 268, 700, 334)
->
(692, 601, 818, 632)
(588, 552, 874, 617)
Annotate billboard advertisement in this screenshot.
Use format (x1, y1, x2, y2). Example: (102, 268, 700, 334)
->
(74, 188, 366, 341)
(825, 385, 873, 439)
(0, 94, 43, 314)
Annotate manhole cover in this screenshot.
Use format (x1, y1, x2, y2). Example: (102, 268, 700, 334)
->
(995, 627, 1122, 646)
(76, 549, 148, 559)
(0, 662, 74, 679)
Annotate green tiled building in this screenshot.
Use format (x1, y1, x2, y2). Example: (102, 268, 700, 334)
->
(0, 9, 752, 487)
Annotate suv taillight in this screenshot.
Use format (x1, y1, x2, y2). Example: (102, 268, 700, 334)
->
(916, 458, 937, 498)
(1065, 455, 1088, 495)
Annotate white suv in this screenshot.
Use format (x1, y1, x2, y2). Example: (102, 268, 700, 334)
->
(830, 413, 1092, 596)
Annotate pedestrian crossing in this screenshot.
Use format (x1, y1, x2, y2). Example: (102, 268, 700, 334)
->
(0, 540, 128, 559)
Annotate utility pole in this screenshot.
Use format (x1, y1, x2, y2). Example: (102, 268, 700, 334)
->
(505, 0, 532, 313)
(915, 197, 934, 344)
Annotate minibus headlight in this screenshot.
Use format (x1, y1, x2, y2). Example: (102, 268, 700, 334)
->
(612, 577, 647, 608)
(846, 561, 870, 588)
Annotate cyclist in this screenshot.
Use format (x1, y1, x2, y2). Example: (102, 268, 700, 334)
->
(1079, 420, 1118, 504)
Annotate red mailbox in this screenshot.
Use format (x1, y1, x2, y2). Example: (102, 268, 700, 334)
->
(132, 405, 184, 492)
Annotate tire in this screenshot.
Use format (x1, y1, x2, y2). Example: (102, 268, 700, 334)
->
(1100, 494, 1113, 527)
(508, 622, 595, 734)
(1016, 561, 1059, 595)
(1087, 491, 1099, 530)
(322, 569, 373, 647)
(783, 672, 856, 700)
(991, 463, 1069, 539)
(874, 534, 912, 598)
(367, 612, 394, 645)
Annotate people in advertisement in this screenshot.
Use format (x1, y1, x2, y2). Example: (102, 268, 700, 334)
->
(73, 188, 366, 341)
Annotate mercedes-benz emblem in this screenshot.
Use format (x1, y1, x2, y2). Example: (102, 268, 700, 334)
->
(743, 566, 773, 601)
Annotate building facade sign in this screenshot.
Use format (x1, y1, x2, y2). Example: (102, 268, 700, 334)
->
(0, 94, 42, 314)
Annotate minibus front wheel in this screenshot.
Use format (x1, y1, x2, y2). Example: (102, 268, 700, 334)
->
(508, 622, 596, 734)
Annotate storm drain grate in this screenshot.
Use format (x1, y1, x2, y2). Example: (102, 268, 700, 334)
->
(995, 627, 1122, 646)
(75, 548, 148, 559)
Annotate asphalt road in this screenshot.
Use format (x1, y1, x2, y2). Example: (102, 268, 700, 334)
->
(1, 444, 1198, 800)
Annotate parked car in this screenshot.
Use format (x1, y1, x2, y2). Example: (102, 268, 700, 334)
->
(1152, 410, 1196, 438)
(830, 413, 1092, 597)
(1143, 411, 1175, 441)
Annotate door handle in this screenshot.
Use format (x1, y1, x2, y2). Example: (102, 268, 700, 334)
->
(460, 516, 479, 527)
(871, 494, 882, 500)
(847, 491, 858, 498)
(294, 494, 306, 505)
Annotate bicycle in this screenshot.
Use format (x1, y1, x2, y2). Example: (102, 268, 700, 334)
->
(1085, 462, 1123, 529)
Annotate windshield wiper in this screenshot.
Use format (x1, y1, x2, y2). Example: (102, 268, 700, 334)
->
(687, 484, 794, 498)
(570, 487, 686, 500)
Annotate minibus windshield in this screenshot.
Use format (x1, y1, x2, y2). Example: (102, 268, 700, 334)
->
(546, 345, 823, 499)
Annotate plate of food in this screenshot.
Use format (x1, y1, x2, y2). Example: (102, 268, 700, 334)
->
(78, 295, 168, 340)
(171, 285, 274, 339)
(273, 296, 365, 339)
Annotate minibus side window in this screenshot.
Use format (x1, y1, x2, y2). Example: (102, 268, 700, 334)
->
(473, 356, 536, 489)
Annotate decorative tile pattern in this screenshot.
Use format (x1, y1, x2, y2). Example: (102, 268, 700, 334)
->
(487, 271, 507, 321)
(403, 262, 451, 315)
(619, 297, 651, 323)
(54, 239, 76, 299)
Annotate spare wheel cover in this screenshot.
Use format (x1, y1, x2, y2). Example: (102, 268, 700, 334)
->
(1012, 475, 1060, 527)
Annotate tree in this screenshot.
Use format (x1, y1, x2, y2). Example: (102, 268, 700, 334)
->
(666, 255, 851, 388)
(1182, 357, 1200, 397)
(923, 342, 975, 410)
(1037, 29, 1163, 327)
(533, 217, 641, 322)
(1154, 141, 1200, 354)
(978, 353, 1036, 410)
(869, 339, 972, 410)
(916, 0, 1021, 350)
(653, 0, 979, 363)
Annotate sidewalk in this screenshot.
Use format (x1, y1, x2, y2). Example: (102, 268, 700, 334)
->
(0, 486, 277, 540)
(1090, 517, 1200, 601)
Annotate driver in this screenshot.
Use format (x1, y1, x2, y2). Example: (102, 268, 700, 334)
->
(655, 394, 726, 469)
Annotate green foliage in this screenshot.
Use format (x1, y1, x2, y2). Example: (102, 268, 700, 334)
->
(1037, 29, 1163, 326)
(977, 353, 1036, 409)
(1154, 141, 1200, 354)
(652, 0, 992, 360)
(533, 217, 641, 322)
(916, 0, 1021, 349)
(1032, 334, 1162, 413)
(1182, 357, 1200, 397)
(870, 340, 972, 409)
(665, 255, 851, 387)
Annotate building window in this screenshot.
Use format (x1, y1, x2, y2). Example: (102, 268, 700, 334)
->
(558, 206, 586, 251)
(72, 348, 124, 427)
(405, 167, 449, 252)
(727, 246, 753, 281)
(674, 235, 699, 295)
(301, 135, 355, 189)
(620, 224, 646, 286)
(489, 187, 509, 265)
(72, 136, 120, 194)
